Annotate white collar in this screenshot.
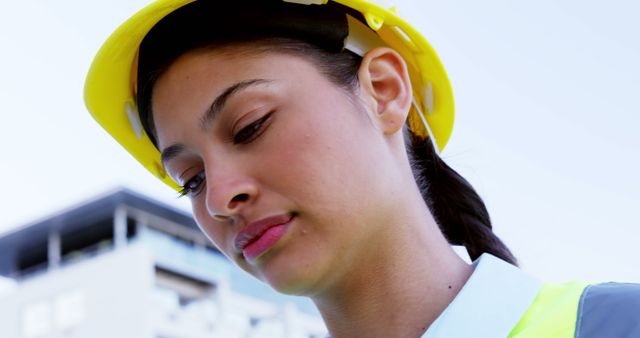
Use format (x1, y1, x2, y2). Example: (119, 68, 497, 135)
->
(423, 253, 542, 338)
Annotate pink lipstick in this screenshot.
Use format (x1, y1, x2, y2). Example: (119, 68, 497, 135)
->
(234, 214, 294, 262)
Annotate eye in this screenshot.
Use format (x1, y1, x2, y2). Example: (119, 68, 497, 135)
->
(178, 171, 206, 198)
(233, 112, 273, 144)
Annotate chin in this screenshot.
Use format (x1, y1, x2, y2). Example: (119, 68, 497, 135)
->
(264, 273, 319, 297)
(255, 250, 325, 297)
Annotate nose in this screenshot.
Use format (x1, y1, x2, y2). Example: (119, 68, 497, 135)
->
(204, 166, 258, 221)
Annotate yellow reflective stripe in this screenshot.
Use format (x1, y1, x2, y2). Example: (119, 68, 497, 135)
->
(508, 281, 589, 338)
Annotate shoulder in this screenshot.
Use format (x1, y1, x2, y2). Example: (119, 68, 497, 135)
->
(575, 282, 640, 338)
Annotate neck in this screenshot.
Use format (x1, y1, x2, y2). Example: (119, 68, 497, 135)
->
(311, 203, 473, 338)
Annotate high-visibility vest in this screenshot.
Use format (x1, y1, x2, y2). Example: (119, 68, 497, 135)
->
(511, 281, 640, 337)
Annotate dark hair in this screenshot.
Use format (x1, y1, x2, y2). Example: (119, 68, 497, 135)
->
(137, 0, 517, 265)
(407, 132, 517, 264)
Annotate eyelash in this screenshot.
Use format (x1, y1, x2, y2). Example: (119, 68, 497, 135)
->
(178, 112, 273, 198)
(178, 171, 205, 198)
(232, 112, 273, 144)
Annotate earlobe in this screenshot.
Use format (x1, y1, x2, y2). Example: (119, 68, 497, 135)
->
(357, 47, 412, 135)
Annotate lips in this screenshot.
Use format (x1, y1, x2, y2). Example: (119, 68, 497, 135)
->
(234, 213, 294, 262)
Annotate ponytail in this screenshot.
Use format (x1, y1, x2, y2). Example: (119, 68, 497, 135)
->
(407, 130, 518, 265)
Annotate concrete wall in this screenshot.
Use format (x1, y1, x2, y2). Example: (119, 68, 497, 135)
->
(0, 244, 154, 338)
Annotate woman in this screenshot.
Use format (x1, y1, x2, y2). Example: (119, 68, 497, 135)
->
(84, 1, 639, 337)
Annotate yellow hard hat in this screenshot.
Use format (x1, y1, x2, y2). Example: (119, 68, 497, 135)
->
(84, 0, 455, 191)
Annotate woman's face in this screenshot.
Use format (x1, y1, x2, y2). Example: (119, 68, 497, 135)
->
(152, 47, 406, 294)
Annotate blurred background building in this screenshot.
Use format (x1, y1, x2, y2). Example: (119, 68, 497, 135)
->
(0, 188, 326, 338)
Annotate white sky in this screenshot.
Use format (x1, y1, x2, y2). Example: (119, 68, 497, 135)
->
(0, 0, 638, 284)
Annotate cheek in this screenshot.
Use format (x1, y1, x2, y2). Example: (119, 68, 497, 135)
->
(257, 114, 335, 196)
(257, 98, 378, 218)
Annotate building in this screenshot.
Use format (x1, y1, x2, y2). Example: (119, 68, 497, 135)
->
(0, 188, 326, 338)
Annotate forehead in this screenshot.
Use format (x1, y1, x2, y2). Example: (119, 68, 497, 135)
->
(154, 45, 326, 99)
(155, 47, 325, 107)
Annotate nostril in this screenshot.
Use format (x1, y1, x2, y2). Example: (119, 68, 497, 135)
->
(231, 193, 249, 204)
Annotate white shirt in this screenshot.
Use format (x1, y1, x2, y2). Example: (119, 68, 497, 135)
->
(423, 253, 542, 338)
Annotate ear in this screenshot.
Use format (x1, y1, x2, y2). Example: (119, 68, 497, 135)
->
(357, 47, 412, 135)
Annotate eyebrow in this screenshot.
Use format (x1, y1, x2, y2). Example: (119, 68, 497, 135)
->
(199, 78, 273, 130)
(160, 143, 186, 168)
